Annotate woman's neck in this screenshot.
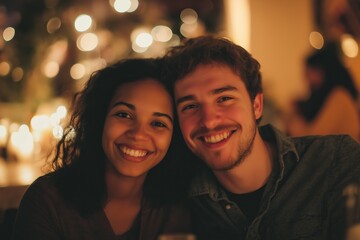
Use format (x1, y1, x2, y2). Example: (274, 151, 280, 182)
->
(104, 169, 145, 235)
(104, 166, 146, 201)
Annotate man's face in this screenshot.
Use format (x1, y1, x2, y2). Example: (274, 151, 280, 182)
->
(174, 63, 263, 171)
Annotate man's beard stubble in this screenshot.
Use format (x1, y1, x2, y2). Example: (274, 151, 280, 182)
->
(191, 120, 257, 172)
(212, 124, 257, 171)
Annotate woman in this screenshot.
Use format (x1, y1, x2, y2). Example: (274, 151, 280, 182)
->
(12, 58, 192, 239)
(286, 43, 360, 142)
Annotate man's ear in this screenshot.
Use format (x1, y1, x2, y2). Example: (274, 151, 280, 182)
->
(253, 93, 263, 120)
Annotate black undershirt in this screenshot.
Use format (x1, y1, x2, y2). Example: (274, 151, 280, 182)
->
(225, 185, 266, 223)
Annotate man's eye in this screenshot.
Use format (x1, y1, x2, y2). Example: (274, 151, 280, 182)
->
(181, 104, 198, 112)
(218, 96, 233, 103)
(116, 112, 131, 119)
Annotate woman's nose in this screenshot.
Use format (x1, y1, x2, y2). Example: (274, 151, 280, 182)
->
(126, 123, 149, 140)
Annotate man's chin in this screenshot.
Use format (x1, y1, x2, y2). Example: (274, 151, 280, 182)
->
(205, 158, 239, 172)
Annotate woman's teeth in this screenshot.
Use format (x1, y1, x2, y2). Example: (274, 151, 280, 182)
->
(120, 146, 147, 157)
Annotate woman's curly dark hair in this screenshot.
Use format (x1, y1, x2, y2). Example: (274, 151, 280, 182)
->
(51, 58, 190, 214)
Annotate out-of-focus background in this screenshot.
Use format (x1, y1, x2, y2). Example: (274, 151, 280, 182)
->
(0, 0, 359, 201)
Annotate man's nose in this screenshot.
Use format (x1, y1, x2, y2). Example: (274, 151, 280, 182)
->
(199, 105, 220, 130)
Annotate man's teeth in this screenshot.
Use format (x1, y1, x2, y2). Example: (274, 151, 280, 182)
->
(120, 146, 147, 157)
(204, 132, 230, 143)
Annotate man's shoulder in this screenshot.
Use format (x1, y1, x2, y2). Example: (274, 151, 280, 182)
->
(260, 124, 359, 164)
(291, 133, 359, 151)
(260, 124, 359, 153)
(289, 134, 360, 172)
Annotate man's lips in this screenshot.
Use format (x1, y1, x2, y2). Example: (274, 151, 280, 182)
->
(203, 131, 230, 143)
(196, 129, 237, 144)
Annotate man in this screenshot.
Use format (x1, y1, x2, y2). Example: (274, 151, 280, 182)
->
(163, 36, 360, 240)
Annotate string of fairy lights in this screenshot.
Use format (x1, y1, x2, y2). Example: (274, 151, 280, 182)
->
(0, 0, 205, 86)
(0, 0, 211, 165)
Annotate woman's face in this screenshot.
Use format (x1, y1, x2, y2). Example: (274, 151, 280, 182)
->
(102, 79, 174, 179)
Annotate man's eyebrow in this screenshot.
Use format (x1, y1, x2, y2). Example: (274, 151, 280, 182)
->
(176, 95, 195, 106)
(212, 85, 238, 94)
(112, 101, 134, 110)
(176, 85, 238, 106)
(154, 112, 173, 123)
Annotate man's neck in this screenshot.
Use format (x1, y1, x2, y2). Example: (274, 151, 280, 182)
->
(213, 132, 273, 194)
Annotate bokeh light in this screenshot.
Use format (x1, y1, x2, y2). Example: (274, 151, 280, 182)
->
(56, 106, 67, 119)
(3, 27, 15, 42)
(113, 0, 131, 13)
(47, 17, 62, 34)
(135, 32, 153, 48)
(127, 0, 139, 12)
(75, 14, 93, 32)
(309, 31, 324, 50)
(11, 67, 23, 82)
(341, 34, 358, 58)
(42, 61, 60, 78)
(0, 62, 11, 76)
(151, 25, 173, 42)
(70, 63, 86, 80)
(180, 8, 198, 24)
(77, 33, 99, 51)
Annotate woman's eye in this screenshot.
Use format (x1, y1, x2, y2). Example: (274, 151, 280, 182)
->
(152, 121, 167, 128)
(116, 112, 131, 119)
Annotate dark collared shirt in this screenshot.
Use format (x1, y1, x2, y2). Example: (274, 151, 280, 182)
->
(188, 124, 360, 240)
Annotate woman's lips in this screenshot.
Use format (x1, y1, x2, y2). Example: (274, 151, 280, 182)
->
(118, 145, 152, 162)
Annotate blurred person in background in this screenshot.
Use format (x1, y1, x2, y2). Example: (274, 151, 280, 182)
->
(285, 43, 360, 142)
(12, 58, 192, 240)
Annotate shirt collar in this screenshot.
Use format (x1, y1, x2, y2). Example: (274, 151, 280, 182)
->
(259, 124, 300, 162)
(188, 124, 300, 198)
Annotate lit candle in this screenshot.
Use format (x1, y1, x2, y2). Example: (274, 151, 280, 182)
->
(0, 124, 8, 147)
(0, 123, 8, 161)
(9, 124, 34, 162)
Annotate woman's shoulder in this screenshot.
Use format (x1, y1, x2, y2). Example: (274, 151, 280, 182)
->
(324, 86, 358, 111)
(23, 168, 79, 205)
(15, 171, 67, 226)
(22, 171, 62, 203)
(328, 86, 355, 100)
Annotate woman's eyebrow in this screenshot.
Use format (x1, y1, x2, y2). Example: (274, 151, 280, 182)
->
(111, 101, 134, 110)
(154, 112, 173, 123)
(112, 101, 173, 123)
